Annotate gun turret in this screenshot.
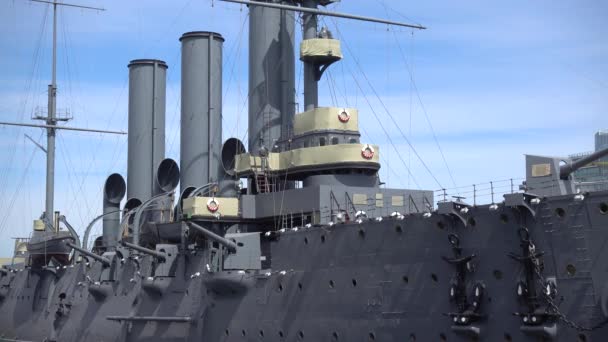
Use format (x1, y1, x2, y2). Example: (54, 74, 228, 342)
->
(67, 242, 111, 267)
(560, 147, 608, 180)
(120, 241, 167, 262)
(186, 221, 238, 253)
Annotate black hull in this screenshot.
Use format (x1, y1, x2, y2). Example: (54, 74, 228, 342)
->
(1, 191, 608, 341)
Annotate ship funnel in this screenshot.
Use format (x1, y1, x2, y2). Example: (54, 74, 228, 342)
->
(156, 158, 180, 193)
(221, 138, 246, 176)
(248, 4, 295, 154)
(127, 59, 168, 202)
(102, 173, 126, 249)
(179, 31, 225, 194)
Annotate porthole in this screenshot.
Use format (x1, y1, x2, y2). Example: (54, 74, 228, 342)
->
(352, 279, 357, 287)
(566, 264, 576, 276)
(279, 331, 284, 338)
(493, 269, 503, 280)
(259, 330, 265, 337)
(298, 282, 303, 290)
(440, 332, 447, 341)
(555, 207, 566, 218)
(409, 333, 416, 341)
(321, 235, 326, 243)
(278, 283, 283, 292)
(500, 214, 509, 223)
(402, 275, 409, 284)
(395, 225, 403, 233)
(242, 329, 246, 337)
(600, 202, 608, 215)
(468, 217, 476, 227)
(369, 332, 376, 341)
(504, 333, 512, 341)
(437, 221, 445, 230)
(298, 330, 304, 339)
(332, 331, 339, 341)
(578, 333, 587, 341)
(358, 228, 365, 238)
(225, 329, 229, 336)
(304, 237, 308, 244)
(431, 273, 438, 282)
(329, 280, 335, 288)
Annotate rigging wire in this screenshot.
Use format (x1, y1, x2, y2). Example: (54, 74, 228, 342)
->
(0, 132, 44, 236)
(223, 12, 249, 140)
(344, 61, 422, 189)
(330, 17, 442, 189)
(390, 27, 459, 193)
(57, 134, 89, 225)
(166, 48, 184, 158)
(0, 5, 49, 215)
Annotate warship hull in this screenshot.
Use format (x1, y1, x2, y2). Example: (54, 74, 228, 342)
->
(2, 1, 608, 341)
(1, 191, 608, 341)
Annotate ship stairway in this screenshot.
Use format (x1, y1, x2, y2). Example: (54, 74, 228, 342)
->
(255, 172, 274, 193)
(254, 156, 274, 193)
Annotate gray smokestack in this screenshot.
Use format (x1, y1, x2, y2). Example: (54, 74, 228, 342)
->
(248, 1, 295, 154)
(102, 173, 126, 249)
(127, 59, 168, 202)
(179, 31, 224, 193)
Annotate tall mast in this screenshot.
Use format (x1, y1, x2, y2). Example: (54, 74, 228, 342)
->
(222, 0, 425, 116)
(30, 0, 107, 228)
(302, 0, 318, 111)
(45, 0, 58, 225)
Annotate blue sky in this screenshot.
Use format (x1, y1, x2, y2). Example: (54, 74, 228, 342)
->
(0, 0, 606, 255)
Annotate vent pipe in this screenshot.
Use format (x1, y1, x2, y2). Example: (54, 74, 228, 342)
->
(127, 59, 168, 203)
(248, 1, 296, 154)
(102, 173, 126, 249)
(179, 31, 226, 194)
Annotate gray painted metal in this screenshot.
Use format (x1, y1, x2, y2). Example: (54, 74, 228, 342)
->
(120, 241, 166, 261)
(30, 0, 105, 11)
(302, 0, 318, 111)
(58, 215, 80, 247)
(248, 1, 295, 153)
(187, 221, 238, 253)
(0, 121, 126, 135)
(4, 4, 608, 342)
(102, 173, 126, 249)
(223, 232, 262, 269)
(180, 32, 225, 193)
(106, 316, 192, 322)
(45, 1, 58, 226)
(66, 242, 110, 266)
(222, 0, 427, 29)
(3, 193, 608, 341)
(561, 146, 608, 179)
(127, 59, 168, 202)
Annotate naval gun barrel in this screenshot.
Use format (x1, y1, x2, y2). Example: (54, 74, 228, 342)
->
(186, 221, 237, 253)
(67, 242, 111, 266)
(120, 241, 166, 262)
(560, 147, 608, 179)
